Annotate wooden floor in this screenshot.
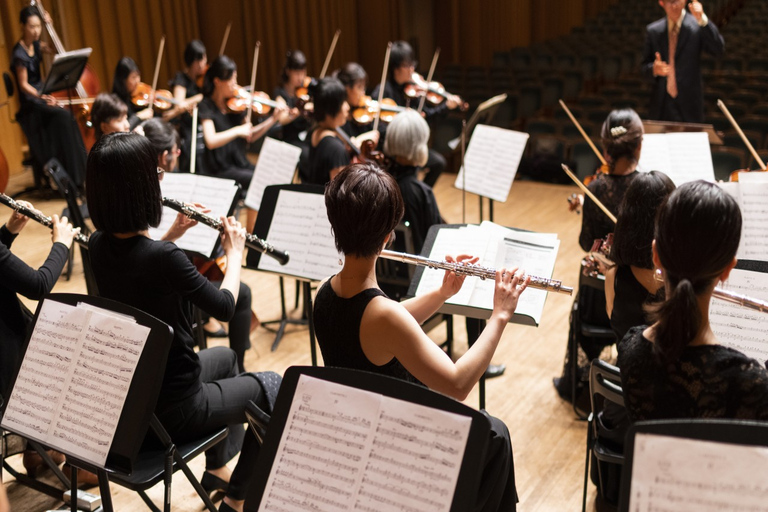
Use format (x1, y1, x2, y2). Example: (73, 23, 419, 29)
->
(1, 170, 599, 511)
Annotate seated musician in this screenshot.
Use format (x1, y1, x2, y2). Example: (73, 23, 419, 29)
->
(86, 133, 281, 512)
(11, 6, 87, 187)
(90, 93, 130, 140)
(272, 50, 311, 180)
(111, 57, 154, 129)
(336, 62, 384, 144)
(618, 181, 768, 421)
(315, 162, 526, 511)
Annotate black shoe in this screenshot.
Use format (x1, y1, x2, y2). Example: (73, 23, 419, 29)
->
(204, 327, 228, 338)
(484, 363, 506, 379)
(218, 501, 237, 512)
(200, 471, 229, 494)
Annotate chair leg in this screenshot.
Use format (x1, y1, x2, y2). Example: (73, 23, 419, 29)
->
(582, 412, 594, 512)
(173, 449, 219, 512)
(98, 469, 114, 512)
(137, 490, 161, 512)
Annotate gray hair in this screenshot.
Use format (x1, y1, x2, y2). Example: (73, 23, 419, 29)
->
(383, 109, 430, 167)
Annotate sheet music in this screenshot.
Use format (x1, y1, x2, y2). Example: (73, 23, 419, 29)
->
(258, 375, 471, 512)
(454, 125, 529, 203)
(638, 132, 715, 185)
(629, 433, 768, 511)
(1, 300, 150, 468)
(148, 173, 239, 258)
(258, 190, 342, 281)
(737, 182, 768, 261)
(710, 269, 768, 363)
(736, 171, 768, 183)
(245, 138, 302, 210)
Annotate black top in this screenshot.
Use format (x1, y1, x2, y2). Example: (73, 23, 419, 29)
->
(371, 78, 448, 124)
(611, 265, 657, 341)
(390, 162, 443, 253)
(88, 231, 235, 411)
(308, 132, 349, 185)
(579, 171, 638, 251)
(617, 326, 768, 421)
(0, 225, 68, 396)
(169, 71, 200, 126)
(198, 97, 250, 173)
(273, 85, 309, 144)
(112, 89, 144, 131)
(314, 280, 421, 385)
(11, 41, 43, 107)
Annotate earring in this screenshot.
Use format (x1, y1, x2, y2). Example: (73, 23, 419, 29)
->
(338, 258, 343, 266)
(654, 268, 664, 283)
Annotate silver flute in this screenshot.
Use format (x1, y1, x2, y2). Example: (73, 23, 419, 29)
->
(162, 197, 289, 265)
(713, 288, 768, 313)
(379, 249, 574, 295)
(0, 192, 89, 248)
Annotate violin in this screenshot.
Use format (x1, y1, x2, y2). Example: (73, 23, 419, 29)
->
(404, 73, 468, 111)
(582, 234, 614, 278)
(351, 96, 405, 125)
(226, 87, 282, 116)
(132, 82, 180, 111)
(583, 163, 610, 186)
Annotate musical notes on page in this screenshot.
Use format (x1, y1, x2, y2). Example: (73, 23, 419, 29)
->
(638, 132, 715, 185)
(245, 137, 302, 210)
(258, 375, 471, 512)
(1, 300, 149, 468)
(258, 190, 343, 281)
(737, 183, 768, 261)
(710, 268, 768, 363)
(628, 433, 768, 512)
(454, 124, 529, 203)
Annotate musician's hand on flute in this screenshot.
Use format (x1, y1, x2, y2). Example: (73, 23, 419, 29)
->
(164, 203, 209, 242)
(6, 200, 34, 234)
(492, 267, 529, 323)
(51, 215, 78, 249)
(220, 215, 246, 258)
(567, 193, 583, 213)
(439, 254, 478, 299)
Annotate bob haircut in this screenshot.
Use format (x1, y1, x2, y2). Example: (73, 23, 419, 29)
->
(20, 6, 41, 24)
(312, 77, 347, 123)
(281, 49, 307, 83)
(184, 39, 207, 67)
(383, 109, 430, 167)
(600, 108, 644, 169)
(112, 57, 140, 104)
(609, 171, 676, 269)
(141, 118, 179, 156)
(325, 163, 405, 258)
(202, 55, 237, 97)
(336, 62, 367, 88)
(388, 41, 415, 82)
(86, 132, 163, 234)
(91, 93, 128, 140)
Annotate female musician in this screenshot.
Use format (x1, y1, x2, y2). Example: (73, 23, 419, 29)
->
(11, 6, 87, 187)
(618, 181, 768, 420)
(90, 93, 130, 140)
(142, 118, 256, 372)
(271, 50, 311, 180)
(199, 56, 285, 191)
(111, 57, 154, 130)
(336, 62, 384, 141)
(307, 77, 350, 184)
(168, 40, 207, 173)
(315, 163, 525, 512)
(86, 133, 280, 511)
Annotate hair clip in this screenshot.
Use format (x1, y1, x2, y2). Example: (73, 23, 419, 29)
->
(610, 126, 628, 138)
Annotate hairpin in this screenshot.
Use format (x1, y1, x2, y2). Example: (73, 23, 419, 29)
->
(610, 126, 627, 138)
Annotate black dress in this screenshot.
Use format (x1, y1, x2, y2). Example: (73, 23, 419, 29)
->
(11, 41, 87, 187)
(308, 132, 349, 185)
(390, 162, 443, 254)
(313, 280, 518, 512)
(0, 225, 68, 398)
(169, 71, 203, 174)
(198, 97, 253, 191)
(610, 265, 657, 341)
(272, 85, 311, 181)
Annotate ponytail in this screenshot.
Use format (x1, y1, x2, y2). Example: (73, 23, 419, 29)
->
(646, 278, 701, 364)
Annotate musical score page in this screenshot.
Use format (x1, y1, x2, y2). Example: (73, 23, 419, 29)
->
(629, 433, 768, 511)
(737, 182, 768, 261)
(258, 190, 342, 281)
(148, 173, 239, 258)
(454, 124, 529, 203)
(710, 268, 768, 364)
(1, 300, 149, 467)
(245, 137, 302, 210)
(638, 132, 715, 185)
(258, 375, 471, 512)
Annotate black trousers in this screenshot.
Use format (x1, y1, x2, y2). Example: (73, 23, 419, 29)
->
(424, 148, 447, 188)
(209, 281, 252, 373)
(157, 347, 281, 500)
(477, 412, 518, 512)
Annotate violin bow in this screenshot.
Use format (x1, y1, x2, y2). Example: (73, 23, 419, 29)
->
(418, 47, 440, 114)
(460, 119, 467, 224)
(372, 42, 392, 134)
(717, 99, 766, 171)
(149, 36, 166, 114)
(246, 42, 260, 123)
(219, 21, 232, 57)
(559, 99, 606, 167)
(561, 164, 617, 224)
(190, 105, 199, 174)
(319, 29, 341, 79)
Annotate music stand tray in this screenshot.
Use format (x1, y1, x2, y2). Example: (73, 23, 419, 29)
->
(42, 48, 92, 95)
(642, 119, 723, 145)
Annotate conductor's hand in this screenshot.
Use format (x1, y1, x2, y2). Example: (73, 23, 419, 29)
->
(6, 200, 34, 234)
(51, 215, 78, 249)
(653, 52, 670, 77)
(689, 0, 705, 21)
(220, 216, 246, 257)
(439, 254, 478, 299)
(491, 267, 529, 323)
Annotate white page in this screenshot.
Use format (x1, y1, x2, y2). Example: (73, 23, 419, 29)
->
(710, 268, 768, 363)
(454, 125, 529, 203)
(718, 181, 740, 203)
(737, 182, 768, 262)
(258, 375, 470, 512)
(737, 171, 768, 183)
(149, 173, 239, 258)
(638, 132, 715, 185)
(629, 433, 768, 512)
(244, 137, 301, 210)
(258, 190, 342, 281)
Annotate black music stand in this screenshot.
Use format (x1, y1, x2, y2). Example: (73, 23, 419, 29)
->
(642, 119, 723, 145)
(41, 48, 91, 110)
(244, 366, 491, 512)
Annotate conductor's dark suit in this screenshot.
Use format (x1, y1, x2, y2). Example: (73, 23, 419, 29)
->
(642, 12, 724, 123)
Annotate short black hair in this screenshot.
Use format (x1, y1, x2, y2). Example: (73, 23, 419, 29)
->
(91, 93, 128, 140)
(203, 55, 236, 97)
(20, 6, 41, 25)
(336, 62, 367, 88)
(140, 118, 179, 156)
(184, 39, 207, 67)
(281, 49, 307, 83)
(312, 77, 346, 123)
(86, 132, 163, 234)
(325, 163, 405, 258)
(112, 57, 140, 104)
(388, 41, 415, 81)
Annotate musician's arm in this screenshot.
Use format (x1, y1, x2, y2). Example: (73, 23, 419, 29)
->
(0, 225, 68, 301)
(604, 265, 616, 319)
(400, 254, 475, 324)
(14, 66, 43, 100)
(700, 19, 725, 57)
(201, 118, 247, 149)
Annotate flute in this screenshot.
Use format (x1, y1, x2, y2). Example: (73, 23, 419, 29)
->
(380, 249, 574, 295)
(713, 288, 768, 313)
(162, 197, 289, 265)
(0, 192, 89, 248)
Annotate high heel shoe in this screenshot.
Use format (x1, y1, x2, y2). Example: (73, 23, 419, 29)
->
(200, 471, 229, 494)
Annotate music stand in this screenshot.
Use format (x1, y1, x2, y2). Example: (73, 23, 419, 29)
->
(41, 48, 91, 110)
(642, 119, 723, 145)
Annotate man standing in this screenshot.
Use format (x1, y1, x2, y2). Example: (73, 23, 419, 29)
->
(642, 0, 724, 123)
